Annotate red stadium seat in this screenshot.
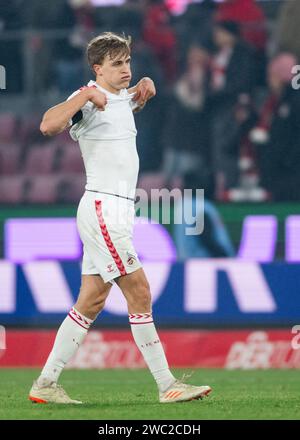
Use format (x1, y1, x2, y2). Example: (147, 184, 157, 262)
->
(58, 143, 84, 173)
(18, 114, 42, 143)
(0, 176, 26, 203)
(55, 173, 86, 203)
(24, 143, 58, 175)
(69, 173, 86, 200)
(0, 144, 21, 175)
(56, 129, 73, 144)
(0, 113, 16, 143)
(25, 175, 60, 203)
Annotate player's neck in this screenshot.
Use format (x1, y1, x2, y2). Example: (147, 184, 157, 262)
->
(95, 79, 121, 95)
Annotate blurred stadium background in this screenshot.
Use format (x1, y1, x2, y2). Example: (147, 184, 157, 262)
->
(1, 0, 300, 374)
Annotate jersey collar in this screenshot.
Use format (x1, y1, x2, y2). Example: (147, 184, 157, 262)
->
(88, 80, 126, 99)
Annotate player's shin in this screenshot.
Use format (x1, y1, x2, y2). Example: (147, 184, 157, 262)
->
(36, 307, 93, 386)
(129, 312, 176, 392)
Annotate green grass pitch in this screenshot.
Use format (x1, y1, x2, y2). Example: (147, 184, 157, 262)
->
(0, 368, 299, 420)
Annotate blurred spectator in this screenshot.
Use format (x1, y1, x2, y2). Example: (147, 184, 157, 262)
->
(52, 0, 101, 92)
(53, 1, 86, 93)
(143, 0, 177, 84)
(69, 0, 96, 32)
(131, 38, 166, 172)
(174, 171, 235, 260)
(53, 35, 84, 93)
(22, 0, 76, 29)
(277, 0, 300, 62)
(215, 0, 267, 86)
(220, 93, 263, 202)
(163, 44, 211, 185)
(215, 0, 267, 51)
(114, 0, 145, 36)
(250, 53, 300, 201)
(21, 0, 79, 93)
(208, 20, 254, 194)
(174, 0, 216, 70)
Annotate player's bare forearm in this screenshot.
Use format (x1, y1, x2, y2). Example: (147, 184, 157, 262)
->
(129, 77, 156, 112)
(40, 89, 93, 136)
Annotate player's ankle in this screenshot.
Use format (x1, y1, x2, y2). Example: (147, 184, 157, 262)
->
(36, 376, 55, 387)
(158, 377, 176, 393)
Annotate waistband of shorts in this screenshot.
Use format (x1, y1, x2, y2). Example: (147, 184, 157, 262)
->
(86, 189, 135, 202)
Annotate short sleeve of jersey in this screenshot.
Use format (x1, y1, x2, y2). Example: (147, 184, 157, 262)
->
(67, 89, 97, 141)
(67, 89, 95, 127)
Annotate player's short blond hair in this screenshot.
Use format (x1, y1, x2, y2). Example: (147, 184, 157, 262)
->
(87, 32, 132, 74)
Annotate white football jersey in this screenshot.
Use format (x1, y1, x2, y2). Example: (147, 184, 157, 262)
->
(68, 80, 139, 199)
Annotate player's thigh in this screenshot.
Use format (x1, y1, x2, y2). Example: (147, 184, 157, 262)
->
(76, 274, 112, 309)
(115, 268, 151, 307)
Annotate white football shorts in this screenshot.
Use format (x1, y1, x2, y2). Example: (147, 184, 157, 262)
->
(77, 190, 142, 283)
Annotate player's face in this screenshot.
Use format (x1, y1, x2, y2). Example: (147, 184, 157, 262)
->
(94, 52, 132, 92)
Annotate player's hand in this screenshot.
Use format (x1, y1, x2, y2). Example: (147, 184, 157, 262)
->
(132, 77, 156, 107)
(83, 86, 107, 111)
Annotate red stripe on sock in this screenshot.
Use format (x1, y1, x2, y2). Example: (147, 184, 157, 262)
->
(129, 321, 154, 325)
(129, 313, 152, 319)
(68, 313, 89, 330)
(70, 308, 91, 326)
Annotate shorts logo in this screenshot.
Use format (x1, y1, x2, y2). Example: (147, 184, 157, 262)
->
(107, 264, 115, 273)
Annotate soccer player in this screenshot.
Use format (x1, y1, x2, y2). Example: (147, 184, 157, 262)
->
(28, 32, 212, 404)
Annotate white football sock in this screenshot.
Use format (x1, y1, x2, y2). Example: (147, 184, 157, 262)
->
(37, 307, 93, 386)
(129, 312, 176, 393)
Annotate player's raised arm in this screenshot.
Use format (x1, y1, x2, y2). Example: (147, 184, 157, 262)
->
(129, 77, 156, 112)
(40, 87, 107, 136)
